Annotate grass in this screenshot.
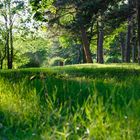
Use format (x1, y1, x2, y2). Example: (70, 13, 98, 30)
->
(0, 64, 140, 140)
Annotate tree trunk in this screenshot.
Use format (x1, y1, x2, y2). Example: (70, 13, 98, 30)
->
(132, 20, 137, 63)
(0, 60, 3, 69)
(137, 0, 140, 64)
(0, 42, 6, 69)
(125, 17, 131, 63)
(120, 32, 125, 62)
(8, 5, 13, 69)
(0, 52, 2, 69)
(82, 47, 87, 63)
(132, 40, 137, 63)
(125, 0, 132, 63)
(97, 21, 104, 64)
(81, 25, 93, 63)
(4, 1, 11, 69)
(9, 25, 13, 69)
(7, 34, 11, 69)
(97, 21, 99, 63)
(4, 7, 11, 69)
(77, 45, 82, 64)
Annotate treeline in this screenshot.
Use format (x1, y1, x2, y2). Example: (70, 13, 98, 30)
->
(0, 0, 24, 69)
(1, 0, 140, 69)
(31, 0, 140, 64)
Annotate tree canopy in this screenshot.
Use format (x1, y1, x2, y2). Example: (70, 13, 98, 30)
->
(0, 0, 139, 69)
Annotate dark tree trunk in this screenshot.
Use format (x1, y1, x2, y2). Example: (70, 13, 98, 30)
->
(132, 20, 137, 63)
(0, 60, 3, 69)
(59, 61, 64, 66)
(132, 40, 137, 63)
(5, 2, 14, 69)
(0, 52, 2, 69)
(0, 55, 5, 69)
(137, 0, 140, 64)
(8, 11, 13, 69)
(6, 32, 10, 69)
(0, 42, 6, 69)
(9, 25, 13, 69)
(97, 21, 104, 64)
(120, 32, 125, 62)
(97, 21, 99, 63)
(77, 45, 82, 64)
(82, 47, 87, 63)
(125, 17, 132, 63)
(4, 13, 11, 69)
(81, 25, 93, 63)
(125, 0, 132, 63)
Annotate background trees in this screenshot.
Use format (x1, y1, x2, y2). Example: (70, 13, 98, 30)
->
(0, 0, 25, 69)
(0, 0, 140, 69)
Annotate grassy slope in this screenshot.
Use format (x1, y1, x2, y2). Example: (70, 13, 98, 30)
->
(0, 64, 140, 140)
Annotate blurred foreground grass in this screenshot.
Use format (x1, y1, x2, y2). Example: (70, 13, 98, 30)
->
(0, 64, 140, 140)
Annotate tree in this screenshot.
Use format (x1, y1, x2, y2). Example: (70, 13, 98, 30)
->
(125, 0, 132, 63)
(0, 24, 7, 69)
(31, 0, 125, 64)
(119, 32, 125, 62)
(97, 13, 104, 63)
(0, 0, 24, 69)
(30, 0, 140, 65)
(136, 0, 140, 64)
(132, 18, 137, 63)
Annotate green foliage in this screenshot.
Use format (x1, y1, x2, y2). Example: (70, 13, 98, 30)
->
(48, 38, 82, 65)
(48, 57, 65, 66)
(104, 23, 127, 49)
(29, 0, 132, 65)
(14, 37, 50, 68)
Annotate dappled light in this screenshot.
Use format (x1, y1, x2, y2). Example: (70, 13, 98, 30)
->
(0, 0, 140, 139)
(0, 66, 140, 139)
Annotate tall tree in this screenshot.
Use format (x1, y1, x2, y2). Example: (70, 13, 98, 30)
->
(136, 0, 140, 64)
(30, 0, 123, 64)
(97, 14, 104, 63)
(0, 0, 24, 69)
(125, 0, 132, 63)
(119, 32, 125, 62)
(132, 18, 137, 63)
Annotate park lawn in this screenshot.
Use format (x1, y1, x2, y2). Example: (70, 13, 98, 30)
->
(0, 64, 140, 140)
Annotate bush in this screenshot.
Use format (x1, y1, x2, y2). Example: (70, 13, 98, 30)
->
(49, 57, 65, 66)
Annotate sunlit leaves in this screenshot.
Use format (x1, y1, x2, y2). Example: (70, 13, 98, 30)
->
(104, 23, 127, 49)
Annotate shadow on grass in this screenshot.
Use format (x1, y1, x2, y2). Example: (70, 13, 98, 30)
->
(0, 71, 140, 139)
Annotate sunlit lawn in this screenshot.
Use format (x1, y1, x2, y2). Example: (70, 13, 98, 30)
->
(0, 64, 140, 140)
